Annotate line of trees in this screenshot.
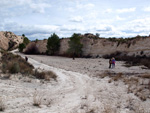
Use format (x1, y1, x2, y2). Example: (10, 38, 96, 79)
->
(46, 33, 83, 58)
(19, 33, 83, 59)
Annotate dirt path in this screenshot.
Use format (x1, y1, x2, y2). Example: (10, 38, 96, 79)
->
(1, 50, 149, 112)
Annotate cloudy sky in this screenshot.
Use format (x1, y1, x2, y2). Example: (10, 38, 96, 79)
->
(0, 0, 150, 40)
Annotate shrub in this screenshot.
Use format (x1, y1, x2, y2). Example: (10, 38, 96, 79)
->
(34, 70, 57, 81)
(2, 63, 7, 73)
(18, 34, 30, 52)
(33, 91, 42, 107)
(103, 52, 150, 69)
(23, 36, 30, 46)
(18, 43, 26, 52)
(24, 43, 39, 54)
(8, 62, 20, 74)
(1, 52, 34, 75)
(0, 98, 5, 111)
(46, 33, 60, 55)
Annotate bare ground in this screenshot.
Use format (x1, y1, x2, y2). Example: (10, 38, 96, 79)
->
(0, 50, 150, 113)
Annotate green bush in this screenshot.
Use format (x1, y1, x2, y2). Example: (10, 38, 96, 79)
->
(18, 43, 26, 52)
(18, 34, 30, 52)
(46, 33, 60, 55)
(23, 36, 30, 45)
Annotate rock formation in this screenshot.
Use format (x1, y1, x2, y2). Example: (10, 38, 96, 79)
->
(24, 34, 150, 57)
(0, 31, 23, 50)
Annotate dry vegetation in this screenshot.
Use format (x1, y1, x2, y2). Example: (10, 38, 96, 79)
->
(34, 69, 57, 81)
(0, 97, 5, 112)
(33, 91, 53, 108)
(24, 42, 39, 54)
(103, 51, 150, 69)
(1, 51, 33, 74)
(0, 51, 57, 81)
(33, 91, 42, 107)
(99, 71, 150, 102)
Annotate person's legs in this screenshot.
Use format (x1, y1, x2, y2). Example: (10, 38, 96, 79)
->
(109, 63, 111, 68)
(112, 64, 115, 68)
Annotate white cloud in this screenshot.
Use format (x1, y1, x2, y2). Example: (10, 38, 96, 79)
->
(116, 7, 136, 13)
(69, 16, 83, 22)
(0, 0, 51, 14)
(77, 3, 95, 9)
(29, 3, 51, 13)
(65, 7, 75, 12)
(105, 9, 113, 13)
(60, 24, 85, 32)
(143, 7, 150, 12)
(116, 16, 125, 21)
(118, 17, 150, 36)
(2, 22, 59, 37)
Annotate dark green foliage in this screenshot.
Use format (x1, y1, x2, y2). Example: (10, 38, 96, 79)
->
(22, 34, 25, 37)
(23, 37, 30, 45)
(96, 33, 100, 37)
(18, 34, 30, 52)
(18, 43, 26, 52)
(68, 33, 83, 57)
(46, 33, 60, 55)
(35, 39, 38, 42)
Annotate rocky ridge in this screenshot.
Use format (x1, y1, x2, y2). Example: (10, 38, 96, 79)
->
(24, 34, 150, 57)
(0, 31, 23, 50)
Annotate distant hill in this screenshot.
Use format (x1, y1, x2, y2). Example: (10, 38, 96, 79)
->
(0, 31, 23, 50)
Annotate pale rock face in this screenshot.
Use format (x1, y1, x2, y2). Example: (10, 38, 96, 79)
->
(59, 38, 70, 55)
(24, 35, 150, 57)
(0, 31, 23, 50)
(35, 39, 47, 53)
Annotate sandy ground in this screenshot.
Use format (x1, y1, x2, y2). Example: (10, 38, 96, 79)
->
(0, 50, 150, 113)
(19, 53, 150, 76)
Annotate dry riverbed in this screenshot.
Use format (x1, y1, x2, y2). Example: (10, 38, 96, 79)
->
(0, 51, 150, 113)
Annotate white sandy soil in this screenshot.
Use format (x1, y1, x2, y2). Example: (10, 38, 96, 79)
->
(0, 50, 150, 113)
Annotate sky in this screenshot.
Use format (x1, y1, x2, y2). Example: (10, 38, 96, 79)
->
(0, 0, 150, 40)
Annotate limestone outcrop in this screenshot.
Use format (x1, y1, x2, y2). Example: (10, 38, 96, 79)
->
(24, 34, 150, 57)
(0, 31, 23, 50)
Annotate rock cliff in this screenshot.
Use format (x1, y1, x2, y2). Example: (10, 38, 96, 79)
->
(24, 34, 150, 57)
(0, 31, 23, 50)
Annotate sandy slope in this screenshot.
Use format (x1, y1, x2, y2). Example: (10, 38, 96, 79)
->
(0, 51, 150, 113)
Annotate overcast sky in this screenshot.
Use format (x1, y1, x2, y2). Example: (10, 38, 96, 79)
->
(0, 0, 150, 40)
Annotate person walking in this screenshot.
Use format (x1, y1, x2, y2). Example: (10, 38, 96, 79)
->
(112, 57, 116, 68)
(109, 58, 112, 68)
(25, 56, 28, 62)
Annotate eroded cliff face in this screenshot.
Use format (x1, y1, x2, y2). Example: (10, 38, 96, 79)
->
(24, 34, 150, 57)
(0, 31, 23, 50)
(59, 36, 150, 57)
